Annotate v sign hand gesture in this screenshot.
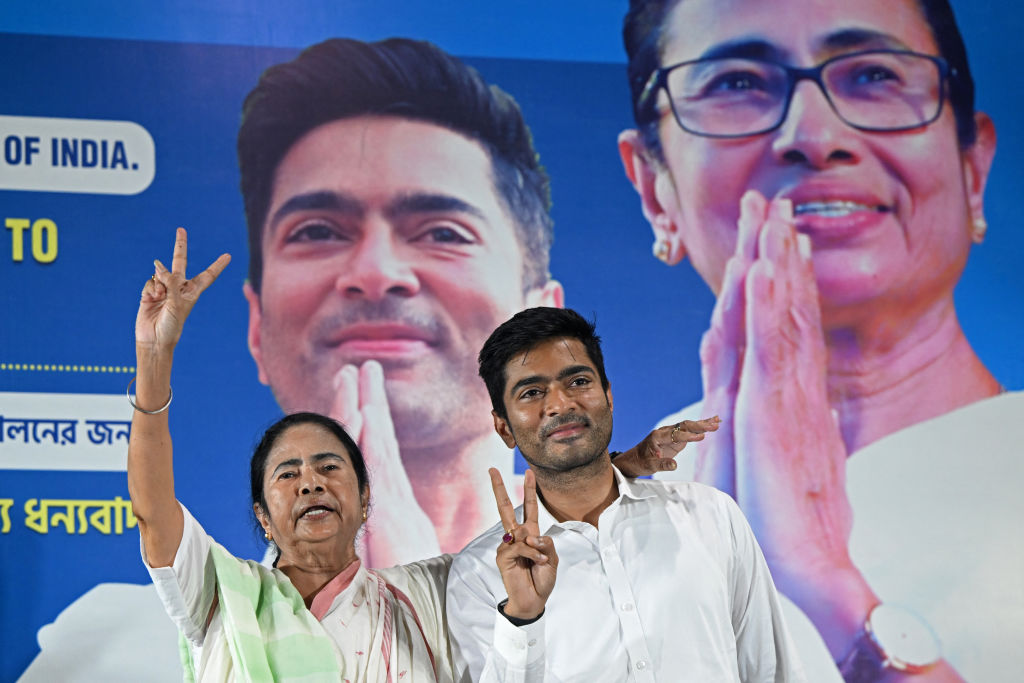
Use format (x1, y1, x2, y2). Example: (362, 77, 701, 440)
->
(129, 229, 230, 567)
(136, 227, 231, 352)
(490, 468, 558, 621)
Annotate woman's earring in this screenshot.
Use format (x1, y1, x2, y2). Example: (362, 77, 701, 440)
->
(972, 217, 988, 243)
(653, 239, 670, 263)
(265, 531, 272, 541)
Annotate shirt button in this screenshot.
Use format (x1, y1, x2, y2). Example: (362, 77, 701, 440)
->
(621, 603, 634, 612)
(635, 660, 648, 671)
(528, 639, 537, 647)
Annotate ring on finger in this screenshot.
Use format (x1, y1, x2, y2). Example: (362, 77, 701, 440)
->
(502, 528, 515, 544)
(670, 424, 682, 443)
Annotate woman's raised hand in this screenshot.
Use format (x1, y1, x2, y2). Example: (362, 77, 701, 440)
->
(614, 416, 721, 477)
(136, 228, 231, 350)
(130, 229, 229, 567)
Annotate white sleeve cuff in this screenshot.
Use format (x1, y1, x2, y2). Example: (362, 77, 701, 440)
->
(492, 609, 546, 671)
(140, 503, 211, 645)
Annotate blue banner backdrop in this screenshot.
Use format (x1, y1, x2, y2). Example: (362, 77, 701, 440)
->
(1, 1, 1021, 680)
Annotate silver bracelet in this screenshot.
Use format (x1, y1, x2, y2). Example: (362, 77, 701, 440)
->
(127, 377, 173, 415)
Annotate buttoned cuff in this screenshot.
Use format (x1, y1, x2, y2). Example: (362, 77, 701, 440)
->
(492, 608, 546, 671)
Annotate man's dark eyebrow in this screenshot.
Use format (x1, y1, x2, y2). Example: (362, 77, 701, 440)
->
(557, 364, 595, 382)
(507, 365, 596, 398)
(385, 193, 486, 222)
(268, 190, 365, 232)
(508, 374, 546, 398)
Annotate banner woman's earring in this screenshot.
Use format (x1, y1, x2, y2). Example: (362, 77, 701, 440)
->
(653, 240, 670, 263)
(972, 217, 988, 243)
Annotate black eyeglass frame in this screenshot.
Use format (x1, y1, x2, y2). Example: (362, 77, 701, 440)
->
(636, 49, 956, 139)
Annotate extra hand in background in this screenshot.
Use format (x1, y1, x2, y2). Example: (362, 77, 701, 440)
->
(614, 416, 720, 477)
(330, 361, 442, 567)
(694, 190, 871, 658)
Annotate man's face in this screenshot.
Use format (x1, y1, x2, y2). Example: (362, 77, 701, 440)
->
(245, 116, 560, 447)
(627, 0, 994, 328)
(493, 337, 613, 474)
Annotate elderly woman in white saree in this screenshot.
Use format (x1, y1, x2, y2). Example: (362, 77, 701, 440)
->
(127, 229, 566, 682)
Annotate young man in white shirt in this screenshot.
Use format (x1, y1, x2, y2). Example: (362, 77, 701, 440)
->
(447, 307, 804, 682)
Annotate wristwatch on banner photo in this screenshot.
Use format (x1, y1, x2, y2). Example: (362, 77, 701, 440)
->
(838, 604, 941, 682)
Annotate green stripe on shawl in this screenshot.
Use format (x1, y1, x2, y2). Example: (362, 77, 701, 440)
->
(180, 541, 342, 681)
(179, 631, 196, 682)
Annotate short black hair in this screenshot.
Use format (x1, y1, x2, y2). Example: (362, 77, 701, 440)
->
(623, 0, 978, 159)
(238, 37, 553, 293)
(478, 307, 610, 421)
(249, 412, 369, 546)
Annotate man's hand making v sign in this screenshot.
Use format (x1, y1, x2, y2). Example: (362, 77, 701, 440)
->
(489, 468, 558, 621)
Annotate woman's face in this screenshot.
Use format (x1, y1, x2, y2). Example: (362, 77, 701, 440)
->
(642, 0, 994, 327)
(256, 422, 366, 562)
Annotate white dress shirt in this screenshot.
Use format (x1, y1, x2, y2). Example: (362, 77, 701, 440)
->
(446, 467, 805, 682)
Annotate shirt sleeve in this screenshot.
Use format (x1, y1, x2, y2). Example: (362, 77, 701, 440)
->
(378, 554, 457, 682)
(446, 547, 547, 683)
(141, 502, 216, 646)
(721, 491, 808, 683)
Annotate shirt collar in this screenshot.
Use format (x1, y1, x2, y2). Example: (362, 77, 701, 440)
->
(534, 463, 656, 533)
(613, 464, 658, 502)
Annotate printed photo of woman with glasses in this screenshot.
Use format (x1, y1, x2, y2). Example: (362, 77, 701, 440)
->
(618, 0, 1022, 680)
